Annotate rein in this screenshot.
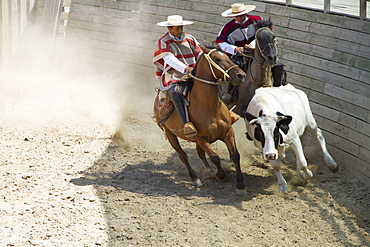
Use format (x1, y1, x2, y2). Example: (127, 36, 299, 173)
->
(189, 49, 238, 85)
(253, 27, 277, 68)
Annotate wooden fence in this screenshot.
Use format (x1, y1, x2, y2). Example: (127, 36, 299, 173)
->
(35, 0, 370, 184)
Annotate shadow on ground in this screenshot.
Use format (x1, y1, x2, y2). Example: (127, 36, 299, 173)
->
(71, 137, 370, 246)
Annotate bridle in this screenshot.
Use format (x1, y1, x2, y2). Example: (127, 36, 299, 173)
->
(248, 27, 277, 87)
(253, 27, 277, 68)
(189, 49, 239, 85)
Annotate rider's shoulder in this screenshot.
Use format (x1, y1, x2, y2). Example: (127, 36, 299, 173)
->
(248, 15, 262, 22)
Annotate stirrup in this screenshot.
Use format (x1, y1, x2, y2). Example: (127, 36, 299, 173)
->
(184, 122, 198, 137)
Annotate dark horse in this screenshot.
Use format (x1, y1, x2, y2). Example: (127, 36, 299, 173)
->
(153, 46, 247, 195)
(220, 20, 279, 117)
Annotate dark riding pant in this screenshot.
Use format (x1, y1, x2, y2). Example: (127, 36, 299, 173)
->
(272, 63, 287, 87)
(169, 85, 188, 126)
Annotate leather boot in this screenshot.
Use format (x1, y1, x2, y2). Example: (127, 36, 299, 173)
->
(221, 83, 234, 105)
(169, 88, 198, 137)
(272, 63, 287, 87)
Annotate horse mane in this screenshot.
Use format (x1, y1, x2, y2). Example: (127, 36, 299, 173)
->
(203, 41, 220, 50)
(255, 18, 274, 31)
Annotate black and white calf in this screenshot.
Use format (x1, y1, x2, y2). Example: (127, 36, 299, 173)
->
(243, 84, 338, 192)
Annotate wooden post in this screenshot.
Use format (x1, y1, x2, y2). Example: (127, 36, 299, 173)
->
(324, 0, 331, 13)
(360, 0, 368, 19)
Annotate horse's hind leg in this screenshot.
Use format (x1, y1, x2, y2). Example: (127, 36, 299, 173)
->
(223, 129, 246, 196)
(195, 143, 214, 179)
(165, 129, 201, 188)
(196, 143, 213, 172)
(195, 138, 226, 181)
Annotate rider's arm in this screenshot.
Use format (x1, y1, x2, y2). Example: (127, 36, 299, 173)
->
(249, 39, 256, 48)
(163, 54, 187, 73)
(218, 42, 237, 55)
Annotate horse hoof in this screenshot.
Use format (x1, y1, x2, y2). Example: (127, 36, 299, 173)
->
(216, 170, 226, 180)
(193, 178, 202, 188)
(236, 188, 246, 197)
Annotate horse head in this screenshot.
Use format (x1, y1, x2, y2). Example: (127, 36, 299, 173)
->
(198, 46, 246, 86)
(254, 18, 278, 67)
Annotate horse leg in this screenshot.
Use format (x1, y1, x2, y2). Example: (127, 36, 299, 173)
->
(165, 129, 201, 188)
(222, 129, 246, 196)
(196, 143, 213, 173)
(195, 138, 226, 181)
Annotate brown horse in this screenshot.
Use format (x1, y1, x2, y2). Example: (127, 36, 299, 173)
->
(222, 21, 278, 117)
(153, 46, 247, 195)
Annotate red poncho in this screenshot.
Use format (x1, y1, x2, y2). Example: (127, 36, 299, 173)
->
(153, 32, 202, 91)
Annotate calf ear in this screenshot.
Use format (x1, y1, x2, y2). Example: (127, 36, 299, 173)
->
(277, 114, 292, 135)
(245, 112, 257, 122)
(245, 132, 253, 141)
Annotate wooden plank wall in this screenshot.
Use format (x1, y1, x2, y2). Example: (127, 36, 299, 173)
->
(65, 0, 370, 184)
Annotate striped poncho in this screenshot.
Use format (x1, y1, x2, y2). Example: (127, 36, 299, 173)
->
(153, 32, 202, 91)
(216, 15, 262, 54)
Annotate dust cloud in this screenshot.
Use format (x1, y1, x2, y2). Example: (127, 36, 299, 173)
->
(0, 21, 257, 157)
(0, 26, 127, 134)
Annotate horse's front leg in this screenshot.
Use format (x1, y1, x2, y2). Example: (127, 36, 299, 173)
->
(165, 129, 201, 188)
(223, 128, 246, 196)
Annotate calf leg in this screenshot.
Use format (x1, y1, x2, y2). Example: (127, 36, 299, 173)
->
(269, 159, 288, 193)
(309, 126, 338, 173)
(290, 138, 313, 181)
(165, 129, 201, 188)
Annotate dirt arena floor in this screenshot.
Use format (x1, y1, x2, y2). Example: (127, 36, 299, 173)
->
(0, 36, 369, 246)
(1, 83, 369, 246)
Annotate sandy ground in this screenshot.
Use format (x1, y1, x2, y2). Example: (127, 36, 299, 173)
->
(1, 91, 369, 246)
(1, 33, 369, 246)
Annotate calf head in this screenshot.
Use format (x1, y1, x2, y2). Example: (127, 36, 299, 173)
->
(245, 110, 292, 160)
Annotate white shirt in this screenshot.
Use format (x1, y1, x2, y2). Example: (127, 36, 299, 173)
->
(162, 33, 188, 74)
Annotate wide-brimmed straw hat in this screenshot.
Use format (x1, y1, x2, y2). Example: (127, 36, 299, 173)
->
(156, 15, 194, 26)
(221, 3, 256, 17)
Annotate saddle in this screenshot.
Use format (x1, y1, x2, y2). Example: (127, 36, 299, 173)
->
(156, 79, 193, 128)
(158, 79, 193, 106)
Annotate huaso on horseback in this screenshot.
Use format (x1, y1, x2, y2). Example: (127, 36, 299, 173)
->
(153, 15, 247, 195)
(216, 3, 287, 116)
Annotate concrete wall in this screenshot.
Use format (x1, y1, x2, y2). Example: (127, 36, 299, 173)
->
(65, 0, 370, 184)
